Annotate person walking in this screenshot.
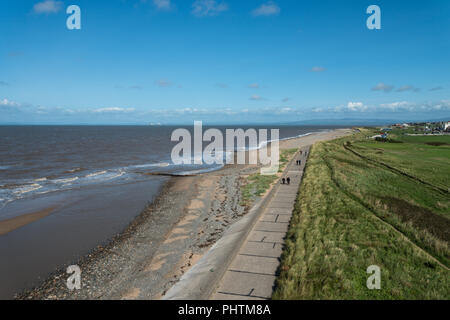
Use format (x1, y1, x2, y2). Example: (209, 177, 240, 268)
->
(282, 178, 286, 184)
(287, 177, 291, 185)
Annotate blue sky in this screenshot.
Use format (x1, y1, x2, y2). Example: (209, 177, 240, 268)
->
(0, 0, 449, 124)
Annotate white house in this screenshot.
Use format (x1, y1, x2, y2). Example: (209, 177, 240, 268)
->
(445, 122, 450, 131)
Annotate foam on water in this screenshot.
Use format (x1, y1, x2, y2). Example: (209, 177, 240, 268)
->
(131, 162, 170, 169)
(85, 170, 107, 178)
(51, 177, 79, 184)
(13, 184, 42, 195)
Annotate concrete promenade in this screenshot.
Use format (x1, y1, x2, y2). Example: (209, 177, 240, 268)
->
(211, 147, 310, 300)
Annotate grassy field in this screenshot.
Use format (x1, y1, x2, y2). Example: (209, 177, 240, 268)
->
(241, 148, 298, 207)
(273, 129, 449, 299)
(279, 148, 298, 172)
(240, 173, 278, 206)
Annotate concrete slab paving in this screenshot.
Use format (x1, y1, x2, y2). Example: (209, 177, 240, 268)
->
(268, 201, 294, 209)
(247, 230, 286, 244)
(260, 214, 278, 222)
(273, 198, 297, 203)
(211, 147, 310, 300)
(213, 271, 277, 299)
(229, 254, 280, 275)
(266, 208, 293, 215)
(275, 194, 297, 199)
(273, 214, 292, 223)
(241, 241, 283, 258)
(255, 221, 289, 233)
(212, 293, 267, 300)
(260, 214, 292, 223)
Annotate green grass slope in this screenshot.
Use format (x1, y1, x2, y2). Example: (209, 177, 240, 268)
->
(273, 129, 449, 299)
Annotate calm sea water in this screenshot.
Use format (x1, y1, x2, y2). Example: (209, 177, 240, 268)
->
(0, 125, 340, 298)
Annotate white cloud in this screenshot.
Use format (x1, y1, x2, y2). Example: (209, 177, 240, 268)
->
(0, 98, 19, 107)
(155, 79, 172, 87)
(248, 83, 260, 89)
(153, 0, 171, 10)
(280, 107, 292, 113)
(380, 101, 410, 110)
(372, 82, 394, 92)
(396, 85, 413, 92)
(252, 1, 280, 16)
(310, 66, 326, 73)
(312, 107, 324, 113)
(396, 85, 420, 92)
(192, 0, 228, 17)
(430, 86, 444, 91)
(423, 100, 450, 111)
(162, 107, 238, 116)
(93, 107, 135, 113)
(33, 0, 63, 14)
(3, 97, 449, 124)
(250, 95, 265, 101)
(347, 101, 367, 112)
(139, 101, 450, 118)
(310, 100, 450, 114)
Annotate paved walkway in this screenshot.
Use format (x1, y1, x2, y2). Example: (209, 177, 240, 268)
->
(211, 146, 310, 300)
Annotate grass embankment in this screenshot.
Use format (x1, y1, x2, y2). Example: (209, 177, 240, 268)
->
(279, 148, 298, 172)
(273, 129, 450, 299)
(241, 148, 298, 207)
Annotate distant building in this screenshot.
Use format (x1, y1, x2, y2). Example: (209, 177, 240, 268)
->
(372, 133, 388, 140)
(445, 122, 450, 132)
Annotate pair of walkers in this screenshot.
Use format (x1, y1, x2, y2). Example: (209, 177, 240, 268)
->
(296, 160, 302, 166)
(281, 177, 291, 185)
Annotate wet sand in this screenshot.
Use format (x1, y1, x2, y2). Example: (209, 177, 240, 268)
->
(0, 207, 56, 236)
(16, 129, 351, 300)
(0, 178, 168, 300)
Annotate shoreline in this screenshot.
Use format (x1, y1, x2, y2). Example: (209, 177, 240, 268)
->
(1, 129, 327, 236)
(15, 128, 351, 300)
(16, 176, 185, 299)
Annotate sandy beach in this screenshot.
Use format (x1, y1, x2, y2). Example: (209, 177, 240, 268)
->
(16, 128, 351, 300)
